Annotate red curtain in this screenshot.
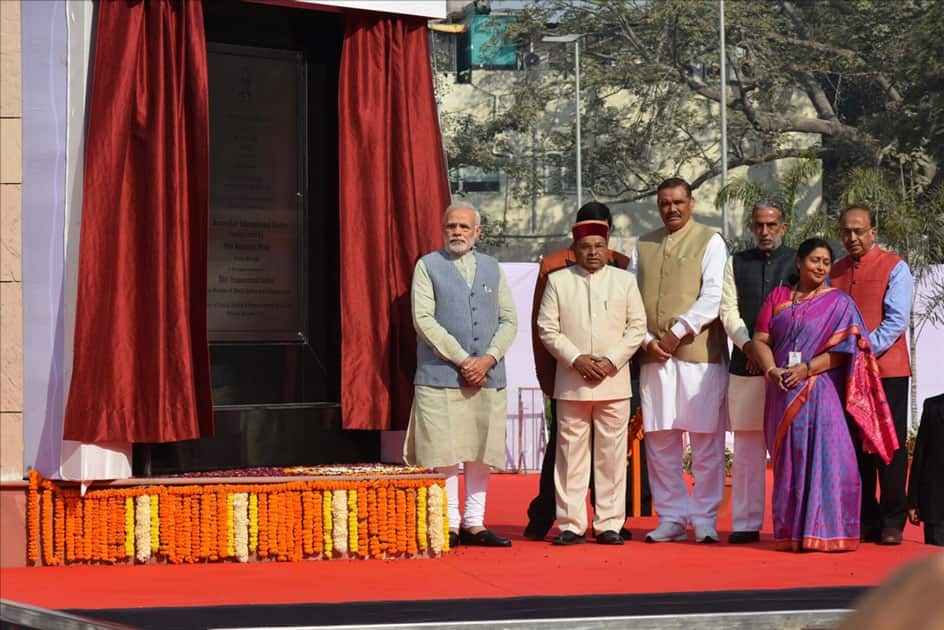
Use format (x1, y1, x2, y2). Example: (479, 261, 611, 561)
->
(338, 12, 451, 430)
(64, 0, 213, 443)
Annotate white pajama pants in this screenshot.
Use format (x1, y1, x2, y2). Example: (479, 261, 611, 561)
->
(645, 428, 725, 528)
(731, 430, 766, 531)
(438, 461, 490, 529)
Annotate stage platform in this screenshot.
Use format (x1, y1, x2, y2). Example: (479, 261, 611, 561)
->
(1, 472, 938, 629)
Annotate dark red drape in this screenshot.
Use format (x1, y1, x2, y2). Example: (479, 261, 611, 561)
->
(64, 0, 213, 443)
(338, 12, 451, 430)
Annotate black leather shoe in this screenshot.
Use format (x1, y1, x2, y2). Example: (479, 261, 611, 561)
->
(619, 527, 633, 541)
(727, 530, 760, 544)
(523, 523, 551, 541)
(860, 529, 882, 543)
(552, 531, 586, 545)
(596, 530, 624, 545)
(880, 528, 903, 545)
(459, 528, 512, 547)
(448, 531, 460, 548)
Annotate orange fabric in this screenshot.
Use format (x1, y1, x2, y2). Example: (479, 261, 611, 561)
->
(64, 0, 212, 443)
(531, 248, 630, 396)
(337, 13, 450, 430)
(830, 246, 911, 378)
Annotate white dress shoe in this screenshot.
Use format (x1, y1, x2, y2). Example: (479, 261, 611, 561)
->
(645, 521, 688, 543)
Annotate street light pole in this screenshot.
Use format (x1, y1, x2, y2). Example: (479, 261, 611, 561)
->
(574, 38, 582, 208)
(719, 0, 729, 238)
(543, 34, 584, 208)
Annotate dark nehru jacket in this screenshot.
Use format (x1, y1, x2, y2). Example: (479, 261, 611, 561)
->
(729, 244, 796, 377)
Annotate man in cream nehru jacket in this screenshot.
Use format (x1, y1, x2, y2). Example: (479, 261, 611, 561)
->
(632, 177, 729, 544)
(538, 219, 646, 545)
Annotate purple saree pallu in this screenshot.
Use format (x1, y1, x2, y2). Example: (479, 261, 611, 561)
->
(761, 287, 897, 552)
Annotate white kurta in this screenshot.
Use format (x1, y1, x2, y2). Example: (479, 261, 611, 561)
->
(630, 234, 730, 433)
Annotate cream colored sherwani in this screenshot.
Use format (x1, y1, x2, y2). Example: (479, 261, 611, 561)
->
(403, 250, 517, 470)
(537, 264, 647, 534)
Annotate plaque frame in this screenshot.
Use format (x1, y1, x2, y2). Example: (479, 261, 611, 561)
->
(206, 43, 310, 345)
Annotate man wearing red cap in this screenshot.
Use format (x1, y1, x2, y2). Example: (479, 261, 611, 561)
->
(524, 202, 635, 541)
(537, 219, 647, 545)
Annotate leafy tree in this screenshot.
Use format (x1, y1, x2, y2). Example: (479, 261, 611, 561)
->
(440, 0, 944, 206)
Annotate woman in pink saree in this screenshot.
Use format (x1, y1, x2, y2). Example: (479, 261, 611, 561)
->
(753, 238, 898, 552)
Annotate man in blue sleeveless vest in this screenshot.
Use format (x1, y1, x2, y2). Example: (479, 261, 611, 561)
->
(403, 202, 517, 548)
(721, 200, 795, 543)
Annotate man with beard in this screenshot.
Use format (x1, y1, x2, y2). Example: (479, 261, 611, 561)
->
(632, 177, 729, 544)
(404, 202, 517, 548)
(537, 219, 647, 545)
(830, 205, 914, 546)
(720, 200, 795, 543)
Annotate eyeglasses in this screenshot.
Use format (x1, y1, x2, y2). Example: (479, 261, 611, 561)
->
(840, 227, 874, 238)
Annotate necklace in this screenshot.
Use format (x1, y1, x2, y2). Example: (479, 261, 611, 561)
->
(788, 284, 823, 353)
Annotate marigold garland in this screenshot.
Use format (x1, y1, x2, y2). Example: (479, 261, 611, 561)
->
(248, 493, 259, 553)
(377, 486, 388, 554)
(65, 496, 77, 562)
(27, 472, 40, 563)
(322, 489, 333, 558)
(24, 471, 448, 565)
(395, 489, 407, 555)
(311, 491, 323, 555)
(124, 496, 135, 559)
(347, 489, 358, 554)
(367, 487, 381, 558)
(387, 487, 399, 554)
(416, 486, 428, 551)
(226, 493, 235, 559)
(217, 489, 229, 560)
(405, 488, 417, 555)
(149, 494, 160, 555)
(189, 494, 201, 563)
(257, 492, 269, 558)
(356, 488, 368, 558)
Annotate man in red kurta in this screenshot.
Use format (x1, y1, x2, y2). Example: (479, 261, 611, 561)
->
(830, 205, 914, 545)
(524, 202, 636, 541)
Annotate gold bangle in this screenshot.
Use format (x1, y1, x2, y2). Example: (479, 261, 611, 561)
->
(765, 366, 777, 376)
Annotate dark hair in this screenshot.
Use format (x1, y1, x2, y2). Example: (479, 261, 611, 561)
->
(751, 199, 785, 222)
(656, 177, 692, 198)
(839, 205, 876, 227)
(789, 237, 833, 285)
(796, 237, 834, 262)
(576, 201, 613, 227)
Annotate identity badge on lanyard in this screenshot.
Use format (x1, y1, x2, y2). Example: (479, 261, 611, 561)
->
(788, 351, 803, 367)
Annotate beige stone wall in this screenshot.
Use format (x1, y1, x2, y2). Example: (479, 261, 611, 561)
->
(1, 0, 23, 480)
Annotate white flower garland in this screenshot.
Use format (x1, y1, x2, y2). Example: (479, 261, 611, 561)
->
(332, 489, 348, 555)
(428, 484, 444, 554)
(233, 492, 249, 563)
(134, 495, 151, 563)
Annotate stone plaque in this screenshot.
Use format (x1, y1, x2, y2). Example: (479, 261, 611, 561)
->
(206, 44, 307, 342)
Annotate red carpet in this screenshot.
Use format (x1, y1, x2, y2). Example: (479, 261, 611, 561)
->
(0, 472, 937, 611)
